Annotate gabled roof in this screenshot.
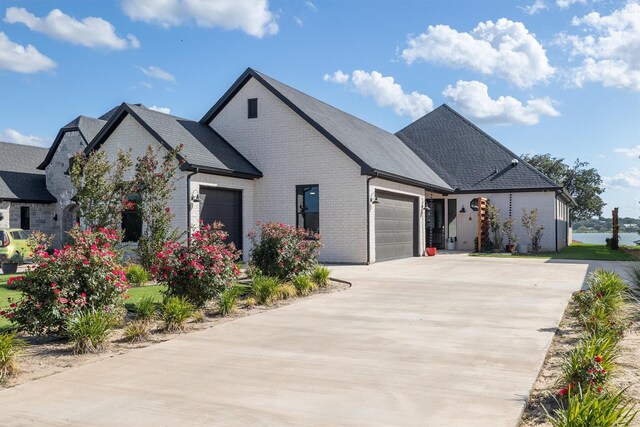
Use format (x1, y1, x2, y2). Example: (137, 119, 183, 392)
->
(86, 103, 262, 179)
(0, 142, 56, 203)
(396, 105, 563, 193)
(38, 115, 108, 170)
(200, 68, 452, 193)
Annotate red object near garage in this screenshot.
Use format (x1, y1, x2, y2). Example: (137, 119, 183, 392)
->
(426, 247, 437, 257)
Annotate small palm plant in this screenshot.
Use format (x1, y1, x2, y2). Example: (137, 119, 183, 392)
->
(161, 297, 194, 332)
(65, 310, 113, 354)
(0, 332, 26, 383)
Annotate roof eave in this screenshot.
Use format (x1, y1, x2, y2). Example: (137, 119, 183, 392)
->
(368, 169, 453, 194)
(180, 163, 262, 180)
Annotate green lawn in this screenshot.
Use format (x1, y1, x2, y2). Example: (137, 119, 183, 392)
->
(470, 243, 637, 261)
(0, 274, 166, 331)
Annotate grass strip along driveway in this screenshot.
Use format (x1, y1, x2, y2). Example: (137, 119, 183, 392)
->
(471, 243, 638, 261)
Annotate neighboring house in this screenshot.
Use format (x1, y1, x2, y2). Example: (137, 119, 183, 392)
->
(4, 67, 575, 263)
(0, 142, 56, 235)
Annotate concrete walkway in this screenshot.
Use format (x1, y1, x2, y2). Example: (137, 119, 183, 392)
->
(0, 255, 613, 426)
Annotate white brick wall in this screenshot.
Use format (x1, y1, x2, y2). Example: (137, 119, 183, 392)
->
(211, 78, 368, 264)
(443, 191, 559, 252)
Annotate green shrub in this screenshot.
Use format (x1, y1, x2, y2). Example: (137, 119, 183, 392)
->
(125, 265, 150, 287)
(135, 296, 157, 323)
(244, 297, 256, 307)
(0, 333, 26, 383)
(311, 265, 330, 288)
(65, 310, 113, 354)
(561, 333, 619, 389)
(4, 226, 128, 335)
(161, 297, 194, 332)
(251, 274, 281, 305)
(581, 304, 629, 340)
(248, 222, 323, 279)
(123, 321, 149, 343)
(153, 222, 240, 307)
(293, 275, 316, 297)
(218, 288, 239, 316)
(278, 283, 298, 300)
(546, 385, 637, 427)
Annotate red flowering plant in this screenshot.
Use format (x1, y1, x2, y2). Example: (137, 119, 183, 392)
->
(248, 222, 323, 279)
(2, 226, 129, 335)
(151, 221, 240, 308)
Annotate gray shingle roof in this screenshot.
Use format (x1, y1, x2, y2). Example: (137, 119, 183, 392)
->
(0, 141, 56, 202)
(396, 105, 561, 192)
(253, 70, 452, 191)
(88, 104, 262, 178)
(39, 114, 109, 170)
(200, 68, 452, 192)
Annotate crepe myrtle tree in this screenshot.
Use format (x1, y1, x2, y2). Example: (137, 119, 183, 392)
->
(133, 144, 183, 270)
(70, 149, 133, 230)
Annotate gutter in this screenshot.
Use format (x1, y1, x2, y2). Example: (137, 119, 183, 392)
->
(366, 173, 378, 264)
(186, 168, 199, 245)
(555, 193, 559, 253)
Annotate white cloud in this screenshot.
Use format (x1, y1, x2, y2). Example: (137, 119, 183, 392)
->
(556, 0, 587, 9)
(401, 18, 555, 88)
(294, 16, 303, 27)
(5, 7, 139, 50)
(136, 66, 175, 82)
(121, 0, 278, 38)
(323, 70, 349, 84)
(306, 1, 318, 12)
(558, 1, 640, 90)
(603, 167, 640, 188)
(148, 105, 171, 114)
(349, 70, 433, 120)
(614, 145, 640, 158)
(0, 128, 50, 147)
(521, 1, 548, 15)
(442, 80, 560, 125)
(0, 31, 56, 73)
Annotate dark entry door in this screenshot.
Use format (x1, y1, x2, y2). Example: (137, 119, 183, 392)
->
(426, 199, 445, 249)
(374, 192, 418, 262)
(199, 188, 242, 250)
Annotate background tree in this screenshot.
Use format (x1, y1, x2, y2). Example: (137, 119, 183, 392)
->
(521, 154, 605, 221)
(69, 149, 133, 229)
(133, 144, 183, 270)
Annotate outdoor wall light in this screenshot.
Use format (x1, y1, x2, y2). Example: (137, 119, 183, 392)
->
(191, 190, 203, 203)
(53, 214, 58, 221)
(423, 202, 431, 211)
(370, 194, 379, 205)
(459, 205, 466, 213)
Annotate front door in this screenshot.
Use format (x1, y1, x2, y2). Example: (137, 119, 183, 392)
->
(426, 199, 445, 249)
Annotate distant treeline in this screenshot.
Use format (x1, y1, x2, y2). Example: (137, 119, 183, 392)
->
(573, 217, 640, 233)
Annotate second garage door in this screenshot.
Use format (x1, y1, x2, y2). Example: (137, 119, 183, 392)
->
(199, 188, 242, 250)
(374, 191, 418, 262)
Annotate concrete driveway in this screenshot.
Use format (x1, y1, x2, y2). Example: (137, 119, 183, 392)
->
(0, 255, 600, 426)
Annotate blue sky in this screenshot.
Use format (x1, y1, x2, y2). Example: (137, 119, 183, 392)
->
(1, 0, 638, 217)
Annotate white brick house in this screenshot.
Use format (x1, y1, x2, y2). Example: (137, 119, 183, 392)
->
(2, 68, 575, 263)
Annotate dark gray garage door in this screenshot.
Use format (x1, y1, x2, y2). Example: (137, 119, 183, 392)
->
(374, 192, 418, 262)
(200, 188, 242, 250)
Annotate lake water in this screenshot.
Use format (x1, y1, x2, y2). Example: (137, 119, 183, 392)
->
(573, 232, 639, 246)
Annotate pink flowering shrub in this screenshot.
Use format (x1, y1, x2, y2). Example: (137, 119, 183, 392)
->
(152, 222, 241, 307)
(2, 226, 129, 335)
(248, 222, 323, 279)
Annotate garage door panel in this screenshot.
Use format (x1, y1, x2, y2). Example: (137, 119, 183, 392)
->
(374, 192, 417, 262)
(200, 188, 242, 250)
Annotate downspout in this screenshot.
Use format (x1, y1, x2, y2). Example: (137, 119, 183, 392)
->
(555, 193, 559, 252)
(366, 173, 378, 265)
(186, 168, 199, 246)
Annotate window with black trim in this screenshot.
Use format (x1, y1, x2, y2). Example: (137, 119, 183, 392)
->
(20, 207, 30, 230)
(248, 98, 258, 119)
(296, 185, 319, 234)
(122, 194, 143, 243)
